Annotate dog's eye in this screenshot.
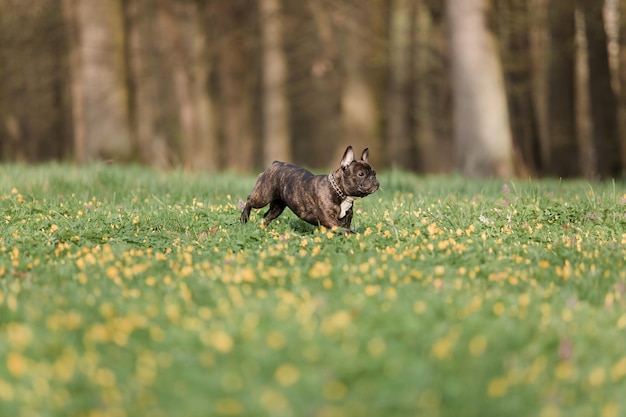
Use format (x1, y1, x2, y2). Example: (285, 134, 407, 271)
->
(358, 171, 365, 177)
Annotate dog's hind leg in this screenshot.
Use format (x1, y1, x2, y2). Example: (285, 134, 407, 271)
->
(263, 200, 286, 224)
(240, 201, 253, 223)
(241, 192, 271, 224)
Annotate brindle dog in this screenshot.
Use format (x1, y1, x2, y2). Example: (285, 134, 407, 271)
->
(240, 146, 379, 231)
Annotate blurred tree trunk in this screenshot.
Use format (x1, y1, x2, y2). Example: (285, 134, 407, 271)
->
(216, 1, 256, 171)
(337, 2, 380, 164)
(546, 0, 579, 176)
(413, 0, 453, 173)
(158, 0, 217, 171)
(619, 0, 626, 168)
(260, 0, 291, 165)
(528, 0, 551, 172)
(447, 0, 514, 177)
(298, 0, 342, 167)
(496, 0, 542, 177)
(62, 0, 132, 163)
(387, 0, 413, 169)
(125, 0, 158, 166)
(579, 0, 620, 178)
(1, 0, 70, 162)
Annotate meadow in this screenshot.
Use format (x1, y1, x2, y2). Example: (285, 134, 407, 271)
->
(1, 163, 626, 417)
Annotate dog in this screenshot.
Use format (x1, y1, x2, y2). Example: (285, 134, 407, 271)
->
(240, 146, 379, 231)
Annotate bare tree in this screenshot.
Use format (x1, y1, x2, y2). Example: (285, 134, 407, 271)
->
(447, 0, 514, 177)
(1, 0, 69, 161)
(296, 0, 343, 166)
(62, 0, 132, 163)
(260, 0, 291, 165)
(336, 1, 380, 165)
(546, 0, 579, 176)
(216, 0, 257, 171)
(413, 0, 453, 173)
(125, 0, 159, 166)
(579, 0, 620, 177)
(387, 0, 413, 169)
(158, 0, 217, 171)
(496, 0, 542, 176)
(619, 0, 626, 168)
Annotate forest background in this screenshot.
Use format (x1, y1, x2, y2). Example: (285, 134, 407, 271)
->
(1, 0, 626, 179)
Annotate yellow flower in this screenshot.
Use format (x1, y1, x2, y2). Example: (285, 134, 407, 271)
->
(265, 331, 286, 350)
(468, 335, 487, 357)
(309, 261, 332, 278)
(367, 337, 387, 357)
(555, 361, 575, 381)
(209, 331, 234, 353)
(493, 302, 505, 316)
(518, 293, 531, 308)
(274, 363, 300, 387)
(486, 376, 508, 397)
(6, 323, 32, 351)
(602, 402, 619, 417)
(610, 356, 626, 381)
(259, 390, 288, 413)
(6, 352, 27, 377)
(413, 301, 427, 314)
(323, 380, 348, 401)
(364, 285, 379, 297)
(538, 260, 550, 269)
(216, 398, 244, 416)
(588, 367, 605, 386)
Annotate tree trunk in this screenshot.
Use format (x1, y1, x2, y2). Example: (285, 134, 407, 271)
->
(413, 0, 453, 173)
(299, 0, 343, 167)
(158, 1, 217, 171)
(619, 0, 626, 169)
(447, 0, 514, 177)
(125, 0, 157, 166)
(260, 0, 291, 165)
(580, 0, 621, 178)
(216, 1, 256, 171)
(62, 0, 132, 163)
(386, 0, 413, 169)
(497, 0, 542, 177)
(1, 0, 69, 162)
(337, 3, 380, 166)
(546, 0, 579, 176)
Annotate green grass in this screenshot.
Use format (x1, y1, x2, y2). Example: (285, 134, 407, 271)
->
(1, 163, 626, 417)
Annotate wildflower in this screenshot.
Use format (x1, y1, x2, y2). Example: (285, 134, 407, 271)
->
(323, 380, 348, 401)
(6, 352, 27, 377)
(259, 390, 288, 413)
(479, 215, 492, 226)
(265, 331, 286, 350)
(274, 363, 300, 387)
(588, 367, 606, 386)
(601, 403, 619, 417)
(367, 337, 386, 357)
(611, 357, 626, 381)
(413, 301, 427, 314)
(486, 376, 508, 397)
(209, 331, 234, 353)
(469, 335, 487, 356)
(216, 398, 244, 416)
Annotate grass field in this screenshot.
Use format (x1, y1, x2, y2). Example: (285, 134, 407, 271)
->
(1, 163, 626, 417)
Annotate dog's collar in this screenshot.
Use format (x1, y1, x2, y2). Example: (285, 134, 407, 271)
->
(328, 173, 355, 218)
(328, 172, 346, 199)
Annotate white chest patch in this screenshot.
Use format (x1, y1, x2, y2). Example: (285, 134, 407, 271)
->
(339, 197, 355, 219)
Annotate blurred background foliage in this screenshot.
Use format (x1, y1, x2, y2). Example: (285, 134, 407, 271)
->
(1, 0, 625, 178)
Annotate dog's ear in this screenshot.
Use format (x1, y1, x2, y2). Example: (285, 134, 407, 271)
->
(361, 148, 370, 163)
(340, 146, 355, 168)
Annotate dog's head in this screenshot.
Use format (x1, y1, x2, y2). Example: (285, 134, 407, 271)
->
(337, 146, 379, 198)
